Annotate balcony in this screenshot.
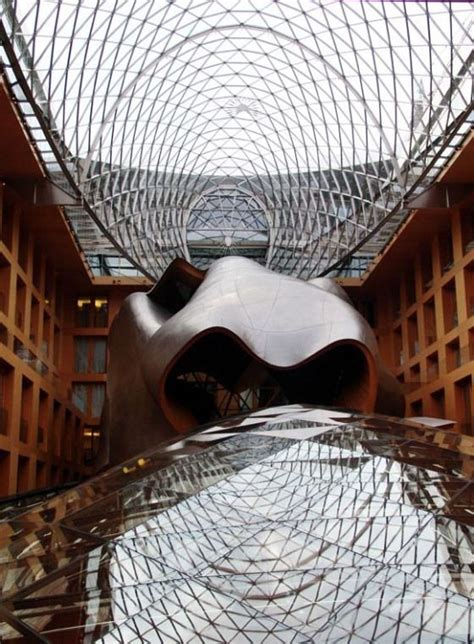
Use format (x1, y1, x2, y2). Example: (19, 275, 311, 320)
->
(14, 340, 49, 377)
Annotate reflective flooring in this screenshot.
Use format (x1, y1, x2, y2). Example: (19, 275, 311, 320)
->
(0, 405, 472, 641)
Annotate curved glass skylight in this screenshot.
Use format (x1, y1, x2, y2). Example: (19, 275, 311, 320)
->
(187, 186, 269, 268)
(0, 1, 472, 277)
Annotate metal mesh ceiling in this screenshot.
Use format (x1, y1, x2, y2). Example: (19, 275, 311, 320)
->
(0, 1, 473, 278)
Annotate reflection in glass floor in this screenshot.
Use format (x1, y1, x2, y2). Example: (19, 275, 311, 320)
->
(0, 405, 472, 641)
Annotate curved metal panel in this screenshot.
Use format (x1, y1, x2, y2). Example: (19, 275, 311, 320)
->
(103, 257, 403, 464)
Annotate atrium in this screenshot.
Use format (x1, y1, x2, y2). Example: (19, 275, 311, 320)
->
(0, 1, 472, 640)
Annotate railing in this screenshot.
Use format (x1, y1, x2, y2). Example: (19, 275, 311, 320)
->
(0, 481, 81, 520)
(14, 339, 49, 376)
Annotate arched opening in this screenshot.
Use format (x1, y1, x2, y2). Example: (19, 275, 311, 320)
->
(163, 331, 376, 431)
(186, 186, 270, 269)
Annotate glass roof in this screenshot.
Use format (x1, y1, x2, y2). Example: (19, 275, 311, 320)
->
(0, 406, 472, 640)
(0, 1, 472, 277)
(187, 185, 269, 268)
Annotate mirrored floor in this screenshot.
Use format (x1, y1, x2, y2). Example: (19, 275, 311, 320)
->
(0, 405, 472, 642)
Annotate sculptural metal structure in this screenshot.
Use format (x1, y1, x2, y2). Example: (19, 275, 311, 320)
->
(100, 257, 404, 466)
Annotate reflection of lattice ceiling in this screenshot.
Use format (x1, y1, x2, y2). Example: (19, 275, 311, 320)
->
(0, 2, 472, 278)
(0, 408, 472, 639)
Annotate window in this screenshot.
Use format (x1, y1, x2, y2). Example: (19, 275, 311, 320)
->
(1, 198, 14, 252)
(410, 399, 422, 416)
(446, 339, 461, 372)
(423, 298, 436, 346)
(16, 276, 26, 331)
(0, 360, 12, 436)
(75, 298, 92, 327)
(455, 377, 473, 435)
(74, 338, 88, 373)
(75, 297, 109, 327)
(91, 384, 105, 417)
(426, 352, 439, 380)
(72, 383, 87, 414)
(74, 337, 107, 373)
(409, 363, 420, 382)
(94, 298, 108, 327)
(0, 450, 10, 495)
(84, 426, 101, 466)
(42, 311, 51, 357)
(0, 253, 11, 314)
(442, 280, 457, 333)
(17, 455, 30, 493)
(407, 314, 419, 357)
(38, 390, 48, 447)
(439, 230, 454, 274)
(92, 339, 107, 373)
(421, 252, 433, 291)
(30, 296, 40, 345)
(18, 225, 29, 273)
(465, 263, 474, 318)
(73, 383, 106, 418)
(460, 208, 474, 254)
(36, 461, 47, 487)
(33, 245, 42, 291)
(405, 272, 416, 307)
(430, 389, 446, 419)
(20, 376, 33, 444)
